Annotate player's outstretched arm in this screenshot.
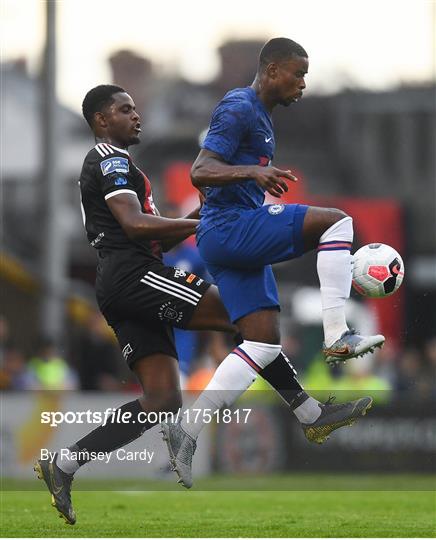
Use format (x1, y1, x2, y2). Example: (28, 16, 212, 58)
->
(107, 192, 197, 242)
(191, 149, 297, 198)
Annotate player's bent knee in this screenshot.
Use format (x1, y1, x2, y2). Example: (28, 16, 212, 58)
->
(319, 213, 353, 245)
(329, 208, 349, 222)
(319, 207, 349, 228)
(239, 340, 282, 370)
(316, 209, 353, 240)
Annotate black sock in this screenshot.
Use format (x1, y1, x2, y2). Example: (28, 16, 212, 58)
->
(73, 400, 153, 466)
(259, 352, 309, 409)
(233, 333, 309, 409)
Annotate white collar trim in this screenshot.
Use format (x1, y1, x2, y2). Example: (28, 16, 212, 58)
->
(108, 144, 129, 155)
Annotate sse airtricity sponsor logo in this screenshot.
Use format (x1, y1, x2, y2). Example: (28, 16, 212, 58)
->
(101, 157, 129, 176)
(268, 204, 284, 215)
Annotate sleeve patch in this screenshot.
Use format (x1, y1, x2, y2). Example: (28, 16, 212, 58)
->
(100, 157, 129, 176)
(114, 177, 128, 186)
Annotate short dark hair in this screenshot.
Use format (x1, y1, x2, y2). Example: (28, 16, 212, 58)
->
(259, 38, 308, 70)
(82, 84, 126, 127)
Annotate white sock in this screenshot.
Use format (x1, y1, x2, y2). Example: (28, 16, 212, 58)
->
(293, 396, 322, 424)
(317, 216, 353, 346)
(181, 341, 281, 439)
(323, 307, 349, 347)
(56, 449, 80, 475)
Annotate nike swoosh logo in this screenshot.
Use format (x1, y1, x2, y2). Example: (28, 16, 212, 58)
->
(329, 346, 350, 355)
(265, 137, 272, 143)
(49, 462, 64, 495)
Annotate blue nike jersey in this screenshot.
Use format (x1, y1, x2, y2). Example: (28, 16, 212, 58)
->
(198, 87, 275, 239)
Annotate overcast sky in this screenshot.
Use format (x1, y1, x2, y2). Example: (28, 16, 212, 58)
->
(1, 0, 434, 112)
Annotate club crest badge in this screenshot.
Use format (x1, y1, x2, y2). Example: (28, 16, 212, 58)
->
(268, 204, 285, 215)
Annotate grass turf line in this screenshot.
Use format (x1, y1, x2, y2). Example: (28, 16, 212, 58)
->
(1, 476, 435, 537)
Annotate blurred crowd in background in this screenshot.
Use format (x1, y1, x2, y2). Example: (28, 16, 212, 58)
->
(1, 38, 435, 402)
(1, 309, 436, 401)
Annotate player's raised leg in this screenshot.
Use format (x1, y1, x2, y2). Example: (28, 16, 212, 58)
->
(163, 297, 373, 488)
(192, 303, 373, 441)
(186, 287, 324, 426)
(302, 206, 385, 364)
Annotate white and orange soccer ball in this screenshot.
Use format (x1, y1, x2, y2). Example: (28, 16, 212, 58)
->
(352, 243, 405, 298)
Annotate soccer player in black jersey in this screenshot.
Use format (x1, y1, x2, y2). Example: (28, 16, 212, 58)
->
(35, 85, 372, 523)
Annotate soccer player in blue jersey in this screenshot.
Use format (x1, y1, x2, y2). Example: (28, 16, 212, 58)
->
(36, 84, 377, 524)
(161, 38, 384, 488)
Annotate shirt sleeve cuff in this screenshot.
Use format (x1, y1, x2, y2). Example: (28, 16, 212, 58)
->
(201, 142, 231, 162)
(104, 189, 137, 200)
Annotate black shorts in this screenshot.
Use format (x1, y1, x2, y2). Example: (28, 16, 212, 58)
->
(99, 263, 211, 368)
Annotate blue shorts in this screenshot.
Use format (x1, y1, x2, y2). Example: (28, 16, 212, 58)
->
(197, 204, 308, 322)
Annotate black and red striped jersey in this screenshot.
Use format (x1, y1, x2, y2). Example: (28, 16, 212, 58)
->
(79, 142, 162, 263)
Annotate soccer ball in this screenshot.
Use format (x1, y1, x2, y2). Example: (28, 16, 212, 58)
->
(352, 243, 404, 298)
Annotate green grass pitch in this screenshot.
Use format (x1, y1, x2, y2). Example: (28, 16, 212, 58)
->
(1, 475, 435, 537)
